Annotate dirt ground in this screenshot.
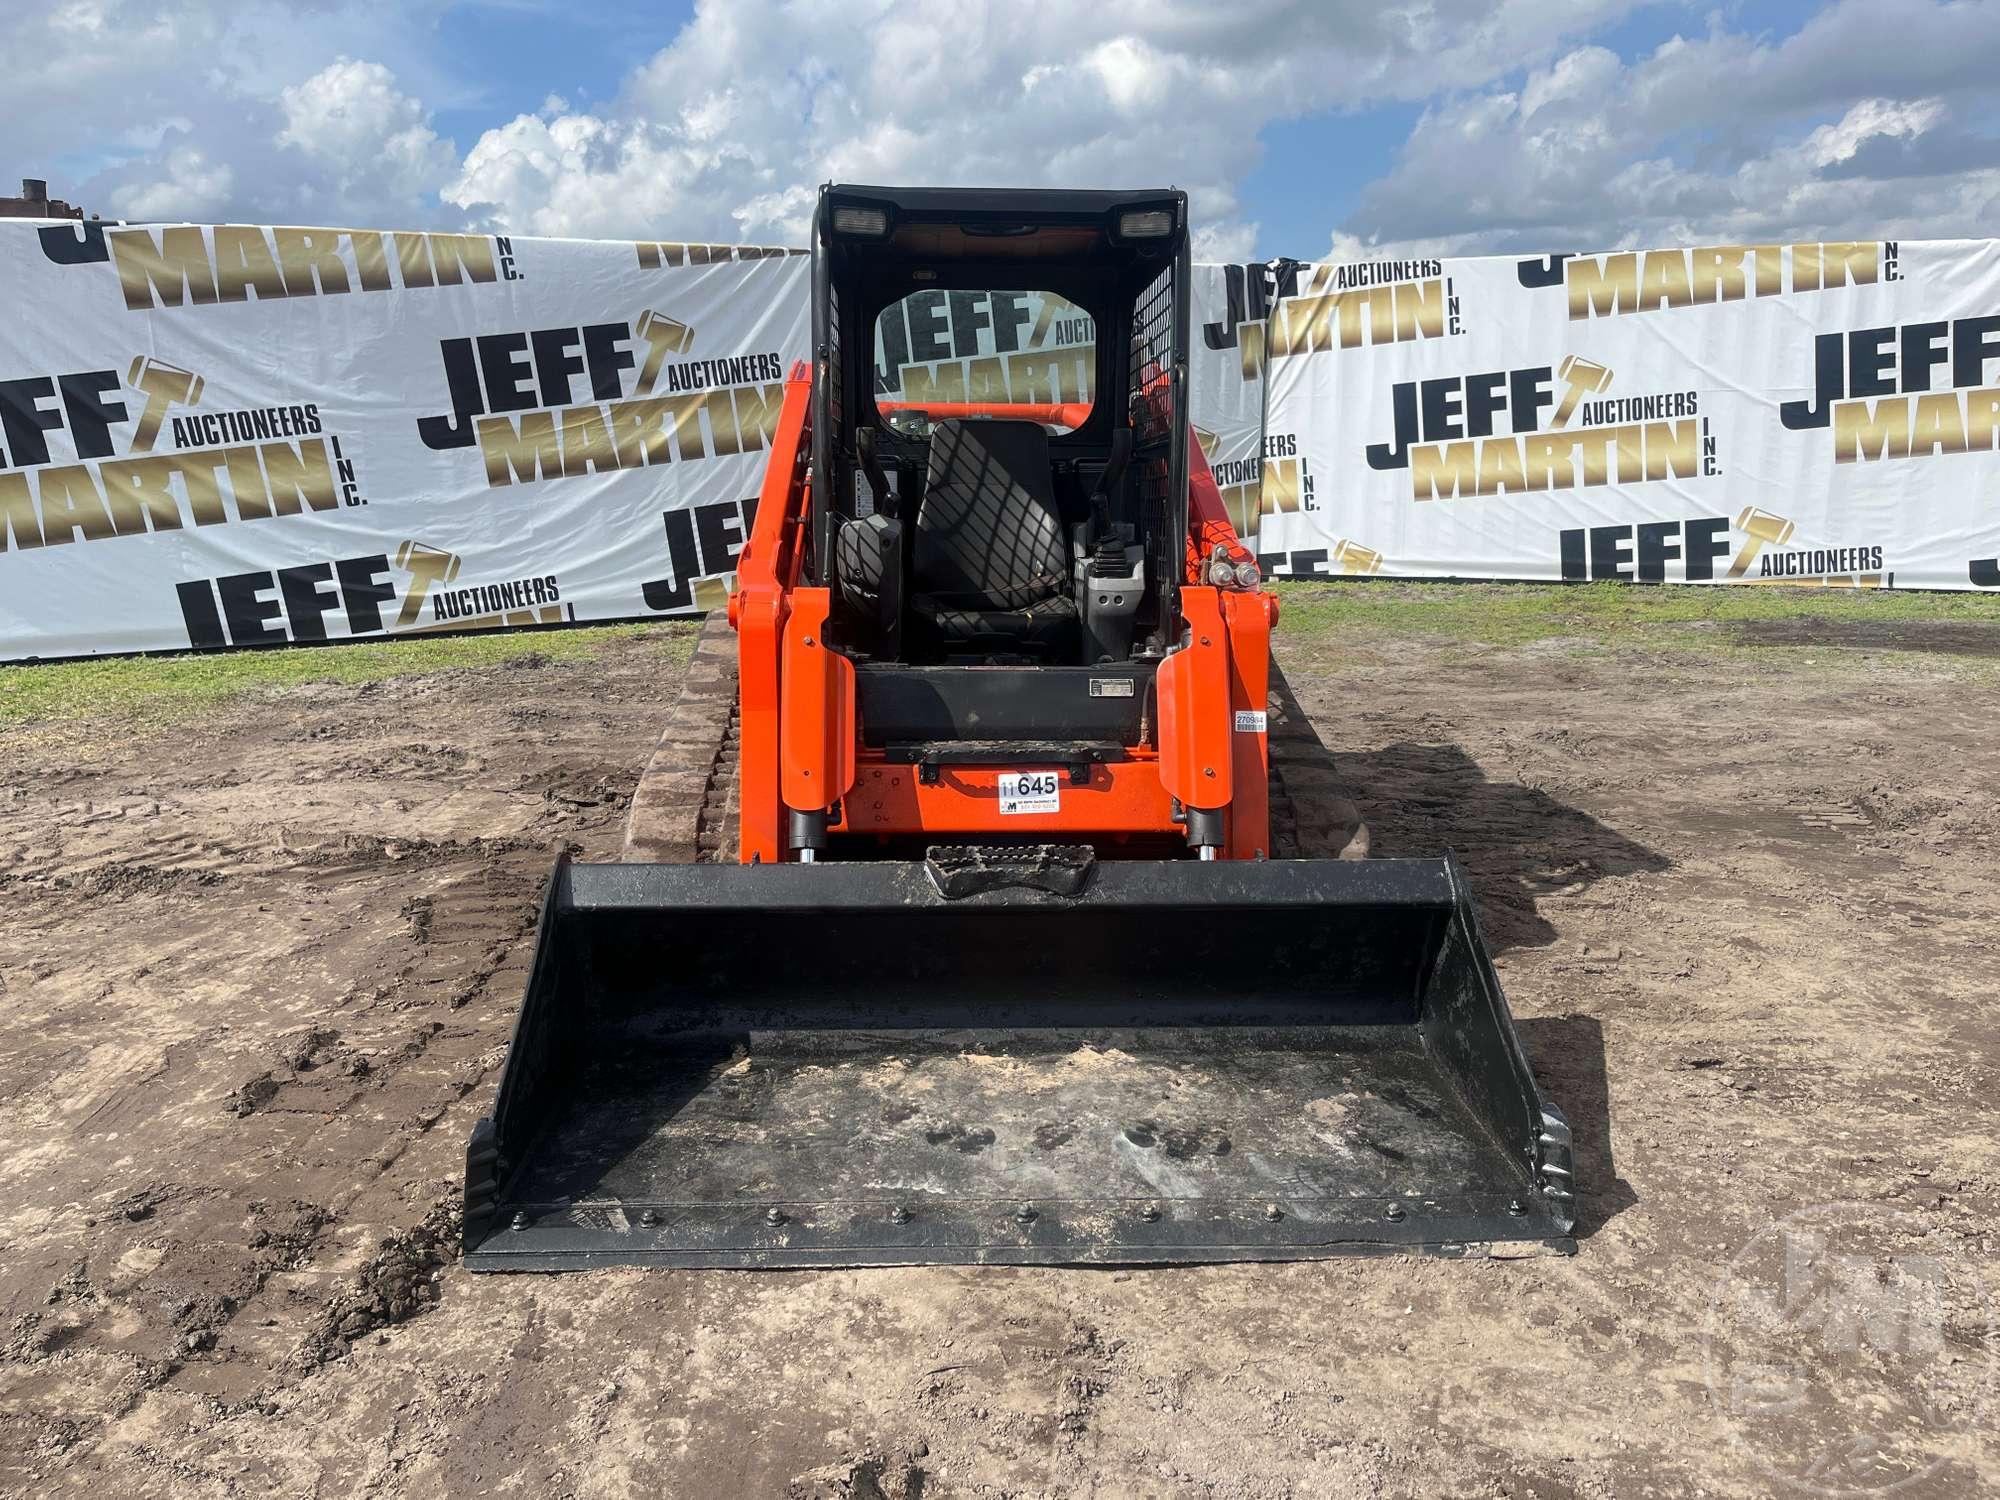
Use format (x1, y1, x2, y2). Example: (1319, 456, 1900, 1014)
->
(1, 607, 1995, 1498)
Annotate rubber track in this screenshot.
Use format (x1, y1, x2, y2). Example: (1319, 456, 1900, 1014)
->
(622, 614, 740, 865)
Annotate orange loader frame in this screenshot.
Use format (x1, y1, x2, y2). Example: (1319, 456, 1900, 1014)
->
(728, 367, 1280, 865)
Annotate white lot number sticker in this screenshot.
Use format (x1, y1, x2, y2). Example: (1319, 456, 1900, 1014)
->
(998, 770, 1062, 815)
(1234, 709, 1268, 733)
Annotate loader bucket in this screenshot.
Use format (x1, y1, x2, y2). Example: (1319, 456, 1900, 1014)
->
(463, 854, 1576, 1269)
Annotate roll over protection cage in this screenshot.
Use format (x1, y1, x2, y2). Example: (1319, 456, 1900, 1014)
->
(805, 185, 1190, 644)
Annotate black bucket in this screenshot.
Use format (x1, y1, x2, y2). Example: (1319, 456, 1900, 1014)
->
(463, 854, 1575, 1269)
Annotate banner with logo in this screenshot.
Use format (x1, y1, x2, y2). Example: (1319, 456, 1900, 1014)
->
(1192, 261, 1290, 562)
(873, 288, 1097, 414)
(867, 270, 1269, 504)
(4, 227, 1994, 664)
(0, 221, 808, 661)
(0, 233, 1281, 662)
(1258, 241, 2000, 590)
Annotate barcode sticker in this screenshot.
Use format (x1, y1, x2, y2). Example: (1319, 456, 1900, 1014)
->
(1234, 709, 1268, 733)
(997, 770, 1062, 815)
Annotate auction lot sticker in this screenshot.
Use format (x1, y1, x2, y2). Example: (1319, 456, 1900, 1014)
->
(997, 771, 1061, 815)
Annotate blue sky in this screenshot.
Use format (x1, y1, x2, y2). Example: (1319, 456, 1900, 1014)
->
(424, 4, 692, 149)
(5, 1, 1995, 258)
(1239, 105, 1426, 261)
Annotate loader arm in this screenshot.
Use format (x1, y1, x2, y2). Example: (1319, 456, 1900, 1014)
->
(1186, 425, 1262, 583)
(728, 362, 816, 865)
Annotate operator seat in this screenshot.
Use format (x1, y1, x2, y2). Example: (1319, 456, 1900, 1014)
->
(909, 418, 1079, 657)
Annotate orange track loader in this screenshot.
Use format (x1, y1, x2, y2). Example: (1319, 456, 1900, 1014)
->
(464, 187, 1575, 1268)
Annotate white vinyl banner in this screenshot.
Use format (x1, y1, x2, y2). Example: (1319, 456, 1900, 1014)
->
(863, 267, 1273, 516)
(872, 288, 1098, 417)
(3, 227, 1995, 663)
(1190, 260, 1293, 555)
(1259, 241, 2000, 590)
(0, 221, 808, 661)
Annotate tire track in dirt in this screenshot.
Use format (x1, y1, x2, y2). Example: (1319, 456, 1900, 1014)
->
(4, 619, 1997, 1497)
(0, 635, 682, 1486)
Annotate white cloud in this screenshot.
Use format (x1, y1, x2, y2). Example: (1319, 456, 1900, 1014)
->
(1338, 0, 2000, 255)
(1193, 219, 1260, 264)
(110, 146, 233, 221)
(1803, 97, 1945, 168)
(4, 0, 1995, 261)
(0, 1, 460, 225)
(444, 0, 1652, 247)
(278, 59, 457, 216)
(1086, 37, 1181, 115)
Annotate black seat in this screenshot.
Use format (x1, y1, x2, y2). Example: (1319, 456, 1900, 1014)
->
(910, 419, 1078, 657)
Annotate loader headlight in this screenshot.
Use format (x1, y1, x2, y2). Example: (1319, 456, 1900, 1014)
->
(831, 205, 890, 237)
(1117, 209, 1175, 239)
(1233, 559, 1262, 589)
